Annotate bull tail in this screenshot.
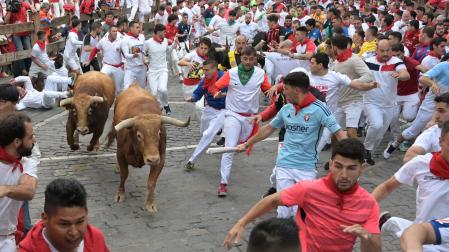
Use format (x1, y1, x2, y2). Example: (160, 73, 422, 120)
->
(104, 126, 116, 149)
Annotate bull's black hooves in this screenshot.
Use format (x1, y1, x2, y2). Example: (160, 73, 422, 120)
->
(70, 145, 80, 150)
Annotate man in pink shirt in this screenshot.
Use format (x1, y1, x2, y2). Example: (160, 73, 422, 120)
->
(224, 138, 381, 252)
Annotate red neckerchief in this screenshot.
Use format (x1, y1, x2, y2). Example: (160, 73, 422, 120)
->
(293, 91, 316, 115)
(427, 50, 440, 58)
(381, 24, 393, 32)
(202, 71, 219, 90)
(152, 35, 164, 44)
(323, 172, 359, 210)
(405, 29, 419, 39)
(35, 40, 46, 50)
(336, 48, 352, 62)
(70, 28, 78, 33)
(430, 152, 449, 179)
(127, 32, 139, 38)
(376, 55, 392, 63)
(0, 146, 23, 173)
(197, 51, 208, 60)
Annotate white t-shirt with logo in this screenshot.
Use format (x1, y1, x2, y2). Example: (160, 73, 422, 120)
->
(394, 153, 449, 223)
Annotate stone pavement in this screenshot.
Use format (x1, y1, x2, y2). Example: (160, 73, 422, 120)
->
(24, 75, 416, 252)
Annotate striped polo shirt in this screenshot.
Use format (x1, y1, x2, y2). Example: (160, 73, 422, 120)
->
(364, 56, 406, 107)
(281, 173, 380, 252)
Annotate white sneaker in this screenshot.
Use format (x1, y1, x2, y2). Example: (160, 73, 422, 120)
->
(383, 141, 397, 160)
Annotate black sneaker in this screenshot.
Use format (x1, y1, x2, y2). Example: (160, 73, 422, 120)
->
(383, 142, 397, 160)
(365, 149, 375, 166)
(164, 105, 171, 116)
(216, 137, 225, 146)
(184, 161, 194, 171)
(216, 129, 222, 136)
(323, 161, 329, 170)
(262, 187, 277, 198)
(379, 211, 391, 230)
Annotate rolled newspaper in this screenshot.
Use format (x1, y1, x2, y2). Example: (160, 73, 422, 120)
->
(206, 147, 239, 154)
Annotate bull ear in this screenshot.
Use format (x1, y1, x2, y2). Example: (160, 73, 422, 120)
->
(161, 116, 190, 127)
(59, 98, 73, 107)
(115, 117, 136, 131)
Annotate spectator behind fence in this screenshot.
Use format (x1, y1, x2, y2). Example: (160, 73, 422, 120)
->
(18, 178, 110, 252)
(247, 218, 300, 252)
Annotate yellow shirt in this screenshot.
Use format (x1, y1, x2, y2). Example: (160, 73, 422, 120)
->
(310, 13, 325, 26)
(357, 40, 377, 58)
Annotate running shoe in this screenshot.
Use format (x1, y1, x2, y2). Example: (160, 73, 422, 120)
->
(365, 149, 375, 166)
(383, 141, 397, 160)
(164, 105, 172, 116)
(218, 183, 227, 197)
(262, 187, 277, 198)
(379, 211, 391, 231)
(399, 141, 411, 152)
(184, 161, 194, 171)
(216, 137, 225, 146)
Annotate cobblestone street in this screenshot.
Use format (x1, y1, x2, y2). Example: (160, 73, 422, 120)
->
(25, 76, 415, 252)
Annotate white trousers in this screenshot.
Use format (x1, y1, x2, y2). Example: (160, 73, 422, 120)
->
(276, 167, 317, 218)
(0, 236, 16, 252)
(402, 95, 435, 140)
(390, 93, 420, 138)
(182, 84, 204, 121)
(51, 0, 64, 17)
(42, 90, 67, 108)
(170, 48, 181, 76)
(269, 142, 285, 188)
(44, 75, 72, 92)
(383, 217, 448, 252)
(64, 54, 82, 72)
(101, 64, 124, 94)
(148, 69, 169, 107)
(127, 0, 139, 21)
(317, 128, 332, 153)
(335, 101, 364, 129)
(363, 104, 397, 151)
(220, 111, 254, 184)
(189, 106, 226, 162)
(123, 65, 146, 90)
(264, 58, 275, 84)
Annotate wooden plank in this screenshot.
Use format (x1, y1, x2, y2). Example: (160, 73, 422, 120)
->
(46, 40, 66, 54)
(40, 15, 71, 29)
(0, 22, 34, 35)
(0, 49, 32, 66)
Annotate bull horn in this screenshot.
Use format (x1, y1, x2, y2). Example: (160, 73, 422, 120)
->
(161, 116, 190, 127)
(59, 98, 73, 107)
(90, 96, 105, 103)
(114, 118, 136, 131)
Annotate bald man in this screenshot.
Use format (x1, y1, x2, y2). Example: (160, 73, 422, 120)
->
(220, 35, 247, 70)
(392, 10, 412, 35)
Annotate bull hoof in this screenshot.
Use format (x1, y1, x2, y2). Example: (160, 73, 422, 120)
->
(115, 191, 125, 203)
(145, 202, 158, 213)
(70, 144, 80, 150)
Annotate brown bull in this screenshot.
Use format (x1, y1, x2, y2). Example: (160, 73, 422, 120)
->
(106, 83, 190, 213)
(60, 71, 115, 151)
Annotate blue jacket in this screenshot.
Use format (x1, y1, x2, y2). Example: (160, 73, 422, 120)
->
(191, 71, 226, 110)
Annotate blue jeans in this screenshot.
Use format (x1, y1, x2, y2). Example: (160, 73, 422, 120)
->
(12, 35, 32, 74)
(21, 201, 32, 234)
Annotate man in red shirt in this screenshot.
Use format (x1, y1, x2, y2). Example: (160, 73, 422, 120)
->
(165, 14, 183, 82)
(224, 138, 381, 252)
(5, 0, 36, 76)
(19, 178, 110, 252)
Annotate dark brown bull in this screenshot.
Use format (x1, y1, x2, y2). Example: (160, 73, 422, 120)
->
(106, 83, 190, 213)
(60, 71, 115, 151)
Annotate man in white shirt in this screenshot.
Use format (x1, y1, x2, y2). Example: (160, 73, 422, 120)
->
(80, 22, 101, 73)
(421, 37, 446, 70)
(29, 31, 52, 79)
(11, 76, 71, 110)
(63, 19, 84, 75)
(121, 21, 146, 89)
(212, 10, 239, 50)
(0, 112, 38, 251)
(144, 24, 178, 115)
(181, 0, 198, 24)
(363, 38, 410, 165)
(238, 13, 258, 43)
(403, 93, 449, 163)
(372, 120, 449, 252)
(86, 25, 124, 94)
(155, 6, 169, 25)
(392, 10, 412, 36)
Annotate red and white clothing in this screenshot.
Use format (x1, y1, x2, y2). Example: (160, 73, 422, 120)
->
(292, 39, 316, 71)
(382, 153, 449, 251)
(422, 53, 441, 70)
(144, 37, 176, 107)
(91, 35, 124, 94)
(121, 33, 146, 89)
(297, 15, 311, 27)
(363, 56, 406, 152)
(0, 150, 39, 250)
(215, 22, 239, 50)
(263, 52, 301, 84)
(210, 67, 271, 185)
(29, 41, 51, 78)
(63, 29, 84, 71)
(309, 71, 352, 112)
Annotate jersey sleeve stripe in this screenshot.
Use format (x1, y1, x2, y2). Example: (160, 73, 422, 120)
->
(431, 220, 443, 245)
(313, 101, 331, 116)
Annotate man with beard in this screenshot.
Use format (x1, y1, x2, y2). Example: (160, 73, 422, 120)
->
(18, 178, 110, 251)
(0, 112, 38, 251)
